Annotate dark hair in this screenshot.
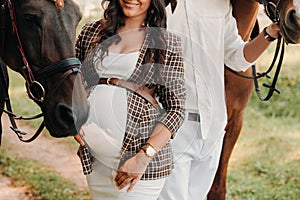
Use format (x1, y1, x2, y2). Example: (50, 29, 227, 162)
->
(95, 0, 167, 66)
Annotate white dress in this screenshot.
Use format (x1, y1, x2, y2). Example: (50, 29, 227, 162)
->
(82, 52, 138, 170)
(81, 52, 166, 200)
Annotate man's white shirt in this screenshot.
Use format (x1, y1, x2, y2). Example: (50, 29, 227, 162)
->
(166, 0, 253, 142)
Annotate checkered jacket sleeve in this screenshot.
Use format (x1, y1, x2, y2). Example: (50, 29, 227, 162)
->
(156, 32, 185, 138)
(75, 20, 101, 61)
(75, 20, 102, 88)
(120, 32, 186, 180)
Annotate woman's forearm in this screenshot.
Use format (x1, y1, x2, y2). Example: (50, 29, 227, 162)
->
(145, 123, 172, 151)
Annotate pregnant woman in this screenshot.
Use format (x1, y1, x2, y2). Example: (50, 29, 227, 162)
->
(75, 0, 185, 199)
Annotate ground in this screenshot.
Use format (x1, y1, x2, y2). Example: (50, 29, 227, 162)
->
(0, 115, 88, 199)
(0, 175, 31, 200)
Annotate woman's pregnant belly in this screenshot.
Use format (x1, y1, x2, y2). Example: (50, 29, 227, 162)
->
(81, 85, 127, 169)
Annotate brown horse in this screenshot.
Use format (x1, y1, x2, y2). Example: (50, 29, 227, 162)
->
(0, 0, 89, 141)
(208, 0, 300, 199)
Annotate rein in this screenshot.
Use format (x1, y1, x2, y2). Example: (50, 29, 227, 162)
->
(227, 0, 285, 101)
(0, 0, 81, 143)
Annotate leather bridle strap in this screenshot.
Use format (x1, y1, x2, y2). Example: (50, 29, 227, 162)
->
(0, 64, 45, 143)
(261, 0, 281, 23)
(7, 0, 35, 85)
(226, 35, 284, 101)
(29, 58, 81, 103)
(41, 64, 81, 105)
(34, 58, 81, 79)
(1, 1, 5, 54)
(253, 36, 284, 101)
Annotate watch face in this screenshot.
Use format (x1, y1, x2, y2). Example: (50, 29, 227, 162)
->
(146, 146, 156, 157)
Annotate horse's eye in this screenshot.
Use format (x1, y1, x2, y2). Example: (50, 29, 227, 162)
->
(24, 13, 41, 29)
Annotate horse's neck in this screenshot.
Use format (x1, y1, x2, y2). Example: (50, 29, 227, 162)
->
(231, 0, 260, 41)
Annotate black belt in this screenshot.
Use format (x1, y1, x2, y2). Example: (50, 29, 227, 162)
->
(188, 112, 200, 122)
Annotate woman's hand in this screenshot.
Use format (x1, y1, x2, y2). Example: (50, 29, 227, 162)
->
(114, 151, 151, 192)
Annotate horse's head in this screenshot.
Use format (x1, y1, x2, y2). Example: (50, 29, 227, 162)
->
(255, 0, 300, 44)
(0, 0, 89, 138)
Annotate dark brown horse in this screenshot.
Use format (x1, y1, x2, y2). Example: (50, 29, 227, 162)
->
(208, 0, 300, 199)
(0, 0, 89, 142)
(0, 58, 8, 140)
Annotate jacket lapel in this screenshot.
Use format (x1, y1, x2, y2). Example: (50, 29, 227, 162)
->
(128, 31, 151, 83)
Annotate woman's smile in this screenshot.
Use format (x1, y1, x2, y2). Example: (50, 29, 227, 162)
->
(119, 0, 150, 22)
(122, 0, 139, 8)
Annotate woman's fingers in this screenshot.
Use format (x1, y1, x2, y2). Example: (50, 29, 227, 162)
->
(127, 178, 138, 192)
(114, 171, 128, 185)
(114, 171, 141, 191)
(114, 171, 123, 182)
(117, 176, 133, 190)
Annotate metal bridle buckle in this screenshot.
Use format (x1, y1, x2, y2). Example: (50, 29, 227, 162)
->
(26, 81, 45, 102)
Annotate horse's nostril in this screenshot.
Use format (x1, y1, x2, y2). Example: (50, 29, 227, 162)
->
(55, 103, 77, 129)
(286, 9, 300, 29)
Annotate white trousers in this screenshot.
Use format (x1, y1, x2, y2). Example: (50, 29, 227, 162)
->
(158, 112, 224, 200)
(87, 158, 166, 200)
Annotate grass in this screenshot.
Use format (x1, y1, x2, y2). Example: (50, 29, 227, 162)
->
(0, 147, 90, 200)
(227, 110, 300, 199)
(226, 43, 300, 199)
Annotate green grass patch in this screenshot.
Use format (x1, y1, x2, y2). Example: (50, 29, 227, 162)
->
(226, 93, 300, 199)
(249, 77, 300, 118)
(225, 38, 300, 199)
(0, 147, 90, 200)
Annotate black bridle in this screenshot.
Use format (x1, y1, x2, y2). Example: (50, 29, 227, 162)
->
(0, 0, 82, 144)
(227, 0, 285, 101)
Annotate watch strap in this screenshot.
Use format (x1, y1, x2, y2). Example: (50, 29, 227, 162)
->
(263, 27, 276, 42)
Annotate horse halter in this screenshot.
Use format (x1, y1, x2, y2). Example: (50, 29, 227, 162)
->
(262, 0, 281, 23)
(0, 0, 82, 143)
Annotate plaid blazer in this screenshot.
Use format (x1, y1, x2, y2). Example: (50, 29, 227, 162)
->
(76, 20, 185, 180)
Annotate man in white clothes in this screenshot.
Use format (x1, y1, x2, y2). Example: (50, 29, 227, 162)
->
(158, 0, 280, 199)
